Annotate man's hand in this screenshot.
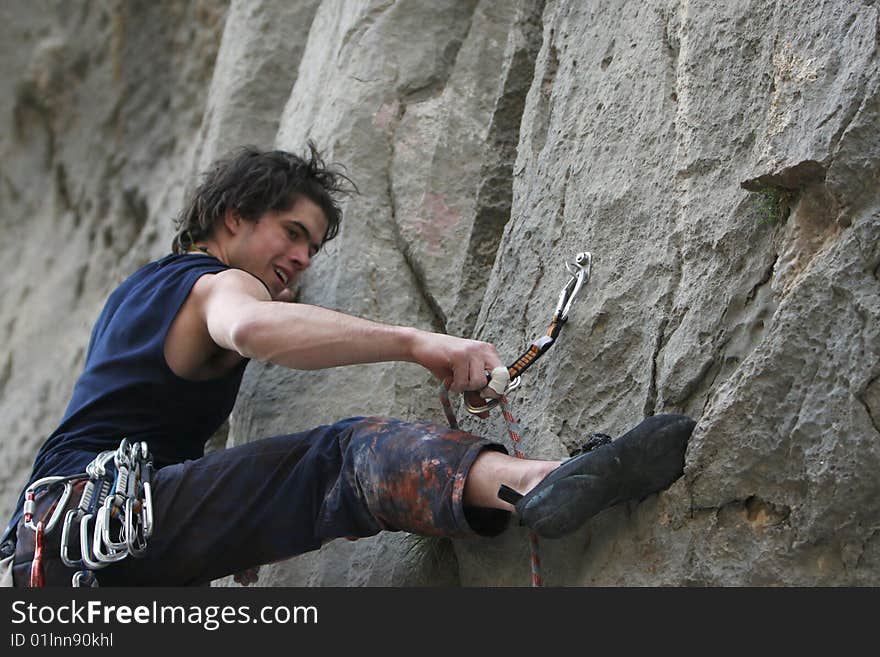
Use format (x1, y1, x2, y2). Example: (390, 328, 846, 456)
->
(409, 330, 504, 398)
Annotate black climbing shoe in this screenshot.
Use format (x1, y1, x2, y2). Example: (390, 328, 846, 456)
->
(500, 414, 696, 539)
(568, 432, 612, 457)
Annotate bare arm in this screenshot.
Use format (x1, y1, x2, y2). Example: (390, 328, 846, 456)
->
(201, 269, 503, 393)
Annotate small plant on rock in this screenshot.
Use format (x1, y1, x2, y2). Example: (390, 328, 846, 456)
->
(749, 185, 794, 225)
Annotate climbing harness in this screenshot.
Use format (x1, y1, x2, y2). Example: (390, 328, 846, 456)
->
(440, 251, 592, 587)
(23, 437, 154, 587)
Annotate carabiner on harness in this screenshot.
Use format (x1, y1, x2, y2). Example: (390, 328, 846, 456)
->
(466, 251, 592, 415)
(34, 439, 157, 586)
(23, 476, 75, 534)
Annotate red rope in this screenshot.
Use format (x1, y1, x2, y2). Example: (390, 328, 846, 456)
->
(439, 385, 543, 587)
(499, 395, 543, 588)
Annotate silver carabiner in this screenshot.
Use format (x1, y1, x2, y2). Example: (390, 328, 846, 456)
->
(464, 376, 522, 415)
(60, 509, 83, 568)
(93, 504, 127, 564)
(44, 481, 74, 534)
(23, 476, 72, 533)
(71, 570, 99, 587)
(86, 451, 116, 480)
(79, 514, 104, 571)
(114, 439, 130, 471)
(99, 494, 128, 552)
(556, 252, 591, 321)
(142, 479, 154, 539)
(125, 497, 148, 557)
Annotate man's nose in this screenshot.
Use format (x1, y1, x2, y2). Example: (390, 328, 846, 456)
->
(289, 244, 311, 269)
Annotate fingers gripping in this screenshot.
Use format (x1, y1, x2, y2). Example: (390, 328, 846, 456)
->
(451, 353, 472, 393)
(418, 332, 503, 394)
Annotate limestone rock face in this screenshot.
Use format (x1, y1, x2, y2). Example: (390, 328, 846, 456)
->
(1, 0, 877, 586)
(0, 0, 228, 521)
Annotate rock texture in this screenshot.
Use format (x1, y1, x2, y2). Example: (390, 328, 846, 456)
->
(0, 0, 228, 518)
(1, 0, 877, 586)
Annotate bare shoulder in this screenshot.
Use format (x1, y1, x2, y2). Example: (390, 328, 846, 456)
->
(192, 267, 271, 303)
(165, 268, 267, 380)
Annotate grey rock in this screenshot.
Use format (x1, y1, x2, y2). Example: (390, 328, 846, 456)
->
(0, 0, 228, 522)
(2, 0, 877, 587)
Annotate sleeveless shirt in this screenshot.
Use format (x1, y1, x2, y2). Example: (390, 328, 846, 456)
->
(4, 253, 248, 539)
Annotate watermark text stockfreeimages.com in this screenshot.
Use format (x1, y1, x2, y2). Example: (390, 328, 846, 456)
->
(10, 599, 317, 632)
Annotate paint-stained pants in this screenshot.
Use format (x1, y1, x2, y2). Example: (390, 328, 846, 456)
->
(11, 416, 510, 586)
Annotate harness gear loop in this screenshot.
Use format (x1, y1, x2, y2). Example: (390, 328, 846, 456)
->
(465, 251, 592, 415)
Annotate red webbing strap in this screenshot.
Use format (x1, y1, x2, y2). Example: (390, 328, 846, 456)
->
(27, 489, 67, 588)
(29, 521, 45, 588)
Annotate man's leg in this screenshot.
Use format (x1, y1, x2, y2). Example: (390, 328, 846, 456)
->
(461, 414, 694, 538)
(11, 413, 694, 585)
(463, 450, 560, 511)
(13, 416, 515, 586)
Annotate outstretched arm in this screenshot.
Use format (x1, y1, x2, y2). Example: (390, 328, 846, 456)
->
(200, 268, 503, 393)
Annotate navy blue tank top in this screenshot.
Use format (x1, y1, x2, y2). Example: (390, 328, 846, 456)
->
(4, 253, 248, 538)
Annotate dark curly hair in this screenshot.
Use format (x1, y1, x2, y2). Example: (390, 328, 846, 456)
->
(172, 141, 356, 254)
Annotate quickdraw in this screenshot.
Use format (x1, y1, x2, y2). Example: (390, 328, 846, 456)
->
(23, 437, 154, 587)
(440, 251, 593, 587)
(465, 251, 591, 415)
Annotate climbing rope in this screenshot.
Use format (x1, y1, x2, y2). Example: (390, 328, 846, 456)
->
(440, 385, 544, 585)
(498, 395, 543, 586)
(440, 252, 592, 587)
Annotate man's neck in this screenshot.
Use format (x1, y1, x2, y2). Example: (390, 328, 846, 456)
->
(189, 244, 216, 258)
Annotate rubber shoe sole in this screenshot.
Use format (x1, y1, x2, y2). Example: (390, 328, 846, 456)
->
(510, 414, 696, 539)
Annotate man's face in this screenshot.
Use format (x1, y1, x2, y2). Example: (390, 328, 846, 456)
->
(228, 196, 329, 300)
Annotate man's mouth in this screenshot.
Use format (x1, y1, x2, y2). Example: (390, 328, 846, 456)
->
(274, 268, 289, 286)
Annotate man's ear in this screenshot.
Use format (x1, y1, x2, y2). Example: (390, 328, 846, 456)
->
(223, 208, 243, 235)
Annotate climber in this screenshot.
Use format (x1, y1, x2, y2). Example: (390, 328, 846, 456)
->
(0, 143, 695, 587)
